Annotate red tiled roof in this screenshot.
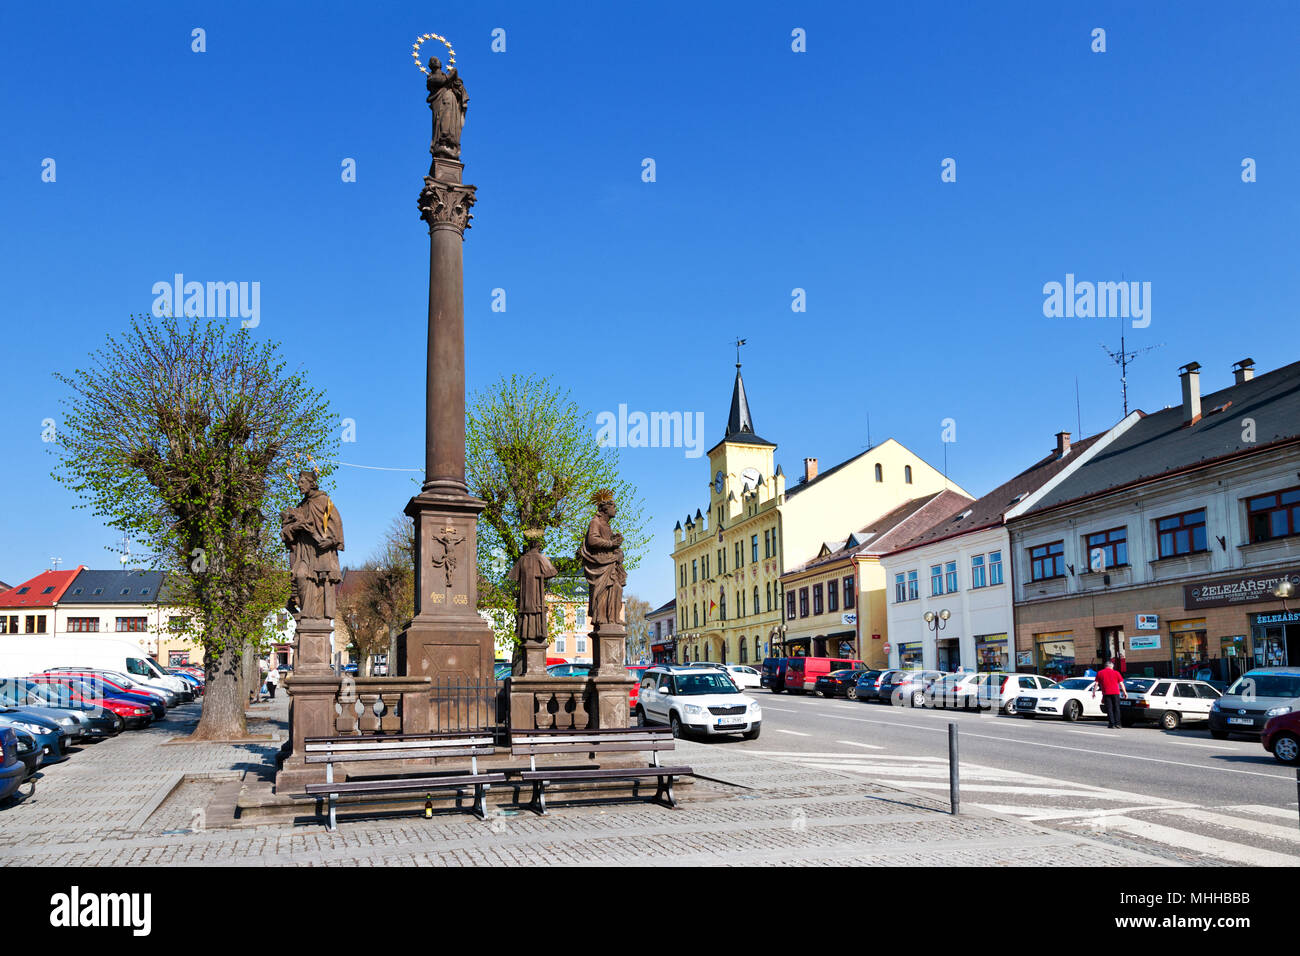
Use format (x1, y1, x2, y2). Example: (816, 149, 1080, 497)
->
(0, 566, 86, 609)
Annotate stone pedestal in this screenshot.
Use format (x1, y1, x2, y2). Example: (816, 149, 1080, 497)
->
(274, 619, 341, 792)
(512, 638, 548, 678)
(509, 676, 591, 730)
(590, 623, 634, 728)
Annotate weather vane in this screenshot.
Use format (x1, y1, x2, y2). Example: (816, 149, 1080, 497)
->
(411, 32, 456, 75)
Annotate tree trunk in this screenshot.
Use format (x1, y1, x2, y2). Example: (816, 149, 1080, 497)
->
(192, 641, 250, 740)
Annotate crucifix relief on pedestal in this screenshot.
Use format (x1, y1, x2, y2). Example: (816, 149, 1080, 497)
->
(429, 523, 465, 592)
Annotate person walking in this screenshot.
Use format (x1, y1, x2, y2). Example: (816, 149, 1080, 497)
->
(1093, 659, 1127, 728)
(265, 664, 280, 700)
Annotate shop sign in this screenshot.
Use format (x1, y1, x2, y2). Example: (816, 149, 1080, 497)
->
(1253, 611, 1300, 626)
(1129, 634, 1162, 651)
(1184, 570, 1300, 610)
(1135, 614, 1159, 630)
(1016, 651, 1033, 667)
(842, 613, 857, 626)
(883, 643, 892, 655)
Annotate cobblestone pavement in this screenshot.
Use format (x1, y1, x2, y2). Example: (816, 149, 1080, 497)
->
(0, 696, 1174, 866)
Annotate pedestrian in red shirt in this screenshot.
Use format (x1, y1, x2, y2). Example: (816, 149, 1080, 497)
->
(1093, 660, 1127, 728)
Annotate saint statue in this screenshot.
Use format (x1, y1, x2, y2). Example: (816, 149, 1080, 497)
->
(426, 57, 468, 160)
(577, 491, 627, 626)
(281, 469, 344, 622)
(508, 531, 557, 645)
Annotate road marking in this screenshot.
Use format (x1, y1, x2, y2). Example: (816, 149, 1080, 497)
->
(761, 706, 799, 713)
(774, 729, 810, 737)
(836, 740, 884, 750)
(742, 750, 931, 759)
(1162, 808, 1300, 844)
(1098, 815, 1300, 867)
(1223, 804, 1299, 821)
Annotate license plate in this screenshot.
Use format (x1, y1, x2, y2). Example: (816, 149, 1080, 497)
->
(1017, 698, 1035, 708)
(1120, 700, 1133, 706)
(1227, 717, 1253, 726)
(718, 716, 745, 725)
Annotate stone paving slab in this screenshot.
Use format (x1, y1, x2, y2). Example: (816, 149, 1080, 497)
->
(0, 695, 1174, 866)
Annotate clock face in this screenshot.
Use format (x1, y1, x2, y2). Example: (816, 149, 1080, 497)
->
(741, 467, 760, 491)
(714, 471, 725, 493)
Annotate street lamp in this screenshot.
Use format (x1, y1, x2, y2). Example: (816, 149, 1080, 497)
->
(1273, 579, 1295, 613)
(923, 609, 951, 670)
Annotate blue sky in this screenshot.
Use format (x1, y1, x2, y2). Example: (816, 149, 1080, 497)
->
(2, 1, 1298, 605)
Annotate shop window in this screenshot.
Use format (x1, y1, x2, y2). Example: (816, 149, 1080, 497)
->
(1156, 509, 1207, 558)
(1035, 633, 1076, 679)
(1246, 487, 1300, 543)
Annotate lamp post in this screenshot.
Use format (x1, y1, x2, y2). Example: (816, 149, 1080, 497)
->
(1274, 579, 1295, 613)
(923, 609, 951, 670)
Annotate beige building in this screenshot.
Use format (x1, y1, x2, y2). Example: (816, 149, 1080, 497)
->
(671, 363, 970, 665)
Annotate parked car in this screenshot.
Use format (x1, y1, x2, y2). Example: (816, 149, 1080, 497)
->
(784, 657, 866, 694)
(955, 672, 1060, 714)
(0, 727, 27, 803)
(627, 665, 649, 707)
(854, 669, 894, 703)
(1016, 677, 1107, 721)
(1208, 668, 1300, 739)
(925, 672, 986, 709)
(493, 661, 513, 680)
(760, 657, 790, 693)
(881, 669, 946, 707)
(815, 668, 868, 699)
(1119, 678, 1222, 729)
(546, 663, 593, 677)
(10, 727, 42, 780)
(25, 679, 143, 730)
(15, 683, 123, 740)
(635, 665, 761, 740)
(0, 709, 68, 766)
(0, 637, 191, 699)
(1261, 709, 1300, 765)
(41, 666, 181, 707)
(0, 683, 85, 742)
(31, 674, 166, 720)
(721, 664, 762, 689)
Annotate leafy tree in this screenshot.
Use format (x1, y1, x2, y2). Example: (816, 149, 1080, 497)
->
(338, 517, 415, 675)
(466, 374, 648, 644)
(52, 314, 336, 740)
(623, 595, 651, 663)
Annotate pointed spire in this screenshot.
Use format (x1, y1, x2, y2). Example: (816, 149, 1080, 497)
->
(726, 365, 755, 438)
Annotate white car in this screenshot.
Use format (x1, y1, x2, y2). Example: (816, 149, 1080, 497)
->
(721, 664, 762, 689)
(1015, 676, 1107, 721)
(1120, 677, 1222, 729)
(635, 665, 762, 740)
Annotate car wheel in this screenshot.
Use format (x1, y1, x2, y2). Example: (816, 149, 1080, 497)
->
(1210, 729, 1229, 740)
(634, 705, 645, 727)
(742, 726, 761, 741)
(1063, 700, 1082, 722)
(1273, 733, 1300, 765)
(911, 690, 926, 708)
(1001, 701, 1016, 716)
(669, 713, 684, 738)
(1160, 710, 1181, 731)
(847, 686, 858, 700)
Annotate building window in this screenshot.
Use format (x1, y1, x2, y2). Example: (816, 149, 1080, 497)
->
(680, 564, 686, 588)
(930, 565, 943, 597)
(751, 534, 759, 563)
(763, 529, 771, 558)
(68, 617, 99, 633)
(753, 586, 760, 615)
(971, 554, 986, 588)
(1247, 488, 1300, 543)
(905, 465, 913, 484)
(692, 559, 698, 583)
(989, 551, 1003, 585)
(766, 582, 772, 611)
(693, 605, 699, 627)
(907, 570, 919, 601)
(786, 591, 796, 620)
(576, 607, 586, 630)
(812, 583, 824, 615)
(799, 587, 809, 618)
(116, 616, 148, 633)
(735, 542, 742, 568)
(720, 591, 727, 622)
(1085, 527, 1128, 570)
(945, 561, 958, 593)
(739, 640, 748, 663)
(874, 463, 883, 482)
(843, 576, 855, 609)
(576, 636, 587, 654)
(556, 637, 566, 654)
(737, 590, 744, 617)
(25, 615, 48, 634)
(895, 573, 906, 603)
(828, 579, 839, 612)
(1029, 541, 1065, 581)
(1156, 509, 1207, 558)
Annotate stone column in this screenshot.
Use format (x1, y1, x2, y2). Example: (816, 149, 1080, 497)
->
(275, 618, 340, 792)
(397, 128, 496, 686)
(589, 622, 633, 729)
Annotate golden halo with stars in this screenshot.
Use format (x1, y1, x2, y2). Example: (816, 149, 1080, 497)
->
(411, 33, 455, 75)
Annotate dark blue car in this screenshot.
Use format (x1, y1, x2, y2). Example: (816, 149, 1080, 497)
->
(0, 727, 26, 803)
(0, 709, 68, 766)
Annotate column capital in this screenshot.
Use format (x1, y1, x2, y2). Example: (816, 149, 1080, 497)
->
(418, 176, 477, 235)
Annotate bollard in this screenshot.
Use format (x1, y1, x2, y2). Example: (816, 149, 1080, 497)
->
(948, 722, 960, 815)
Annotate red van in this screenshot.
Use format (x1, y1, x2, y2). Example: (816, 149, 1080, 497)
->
(783, 657, 865, 693)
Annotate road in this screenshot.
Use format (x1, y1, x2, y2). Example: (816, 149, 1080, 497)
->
(712, 687, 1300, 866)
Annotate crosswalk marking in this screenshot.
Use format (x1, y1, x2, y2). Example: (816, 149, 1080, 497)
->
(1163, 808, 1300, 844)
(1096, 816, 1300, 867)
(837, 740, 884, 749)
(1224, 804, 1300, 821)
(774, 729, 810, 737)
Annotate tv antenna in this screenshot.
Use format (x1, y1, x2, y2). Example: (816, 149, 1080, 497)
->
(1100, 322, 1164, 416)
(117, 533, 132, 567)
(50, 556, 62, 571)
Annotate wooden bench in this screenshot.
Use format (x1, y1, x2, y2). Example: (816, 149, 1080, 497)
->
(302, 732, 506, 831)
(510, 725, 693, 815)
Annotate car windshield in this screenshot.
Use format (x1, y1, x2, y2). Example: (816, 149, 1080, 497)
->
(674, 673, 739, 695)
(1059, 679, 1094, 690)
(1227, 673, 1300, 699)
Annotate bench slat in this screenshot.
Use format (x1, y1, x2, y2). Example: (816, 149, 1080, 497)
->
(304, 747, 493, 764)
(305, 772, 506, 797)
(518, 767, 692, 781)
(304, 731, 494, 744)
(511, 733, 671, 746)
(306, 738, 492, 753)
(512, 742, 675, 757)
(515, 726, 669, 736)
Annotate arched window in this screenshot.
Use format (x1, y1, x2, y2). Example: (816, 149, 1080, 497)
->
(905, 465, 913, 484)
(740, 639, 748, 663)
(693, 604, 698, 627)
(720, 591, 727, 621)
(753, 586, 760, 615)
(874, 463, 883, 482)
(754, 636, 761, 661)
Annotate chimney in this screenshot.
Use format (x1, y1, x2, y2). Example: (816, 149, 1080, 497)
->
(1179, 362, 1202, 425)
(1055, 431, 1071, 458)
(803, 457, 818, 482)
(1232, 358, 1255, 385)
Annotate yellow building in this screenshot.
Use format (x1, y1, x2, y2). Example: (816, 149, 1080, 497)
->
(672, 364, 971, 666)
